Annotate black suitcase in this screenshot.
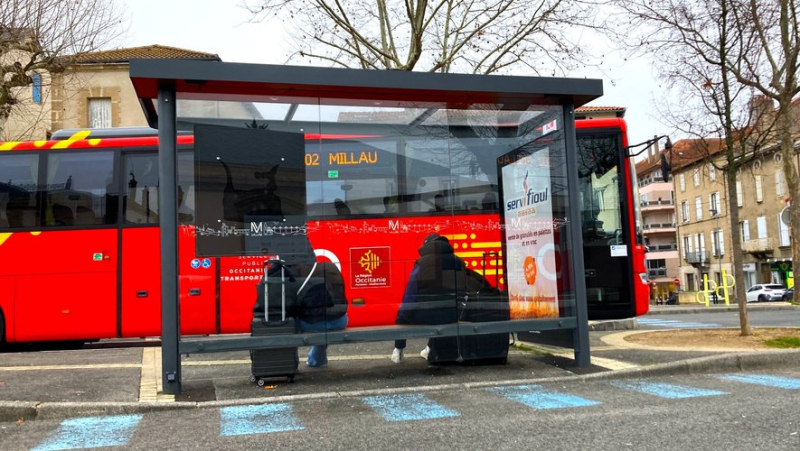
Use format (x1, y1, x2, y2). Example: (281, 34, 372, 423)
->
(458, 293, 509, 364)
(250, 260, 299, 385)
(458, 262, 509, 365)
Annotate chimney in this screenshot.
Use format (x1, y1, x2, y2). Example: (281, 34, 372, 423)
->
(749, 95, 774, 128)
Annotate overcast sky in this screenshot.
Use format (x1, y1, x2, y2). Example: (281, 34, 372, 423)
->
(124, 0, 666, 151)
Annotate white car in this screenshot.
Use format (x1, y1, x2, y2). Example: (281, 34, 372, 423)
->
(745, 284, 786, 303)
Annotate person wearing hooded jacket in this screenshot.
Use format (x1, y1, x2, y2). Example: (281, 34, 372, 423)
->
(391, 233, 469, 363)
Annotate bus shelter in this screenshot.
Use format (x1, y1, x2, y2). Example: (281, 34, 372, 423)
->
(129, 60, 603, 394)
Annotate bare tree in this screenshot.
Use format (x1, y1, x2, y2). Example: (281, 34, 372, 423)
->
(242, 0, 599, 75)
(723, 0, 800, 293)
(609, 0, 793, 335)
(0, 0, 125, 138)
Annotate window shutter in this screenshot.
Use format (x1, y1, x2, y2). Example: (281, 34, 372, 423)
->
(736, 181, 743, 207)
(755, 175, 763, 203)
(779, 213, 790, 246)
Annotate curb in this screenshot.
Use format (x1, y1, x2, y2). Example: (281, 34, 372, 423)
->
(648, 303, 798, 315)
(3, 349, 797, 422)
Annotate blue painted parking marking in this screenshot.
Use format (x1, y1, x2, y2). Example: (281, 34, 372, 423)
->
(489, 385, 600, 410)
(637, 318, 721, 328)
(362, 393, 460, 422)
(609, 380, 727, 398)
(32, 414, 142, 451)
(715, 374, 800, 389)
(219, 403, 304, 436)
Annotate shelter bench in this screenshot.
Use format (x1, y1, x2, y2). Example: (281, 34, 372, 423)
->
(178, 318, 578, 355)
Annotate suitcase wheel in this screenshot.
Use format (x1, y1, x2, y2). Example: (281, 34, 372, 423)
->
(257, 378, 266, 387)
(249, 375, 257, 384)
(288, 376, 295, 383)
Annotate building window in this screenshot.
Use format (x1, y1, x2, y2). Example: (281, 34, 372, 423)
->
(709, 192, 721, 215)
(88, 97, 112, 128)
(681, 201, 689, 222)
(740, 220, 750, 243)
(682, 235, 690, 259)
(695, 196, 703, 221)
(711, 229, 725, 257)
(757, 216, 767, 239)
(755, 175, 763, 203)
(736, 181, 743, 207)
(693, 168, 700, 187)
(708, 164, 716, 181)
(32, 72, 42, 104)
(679, 173, 685, 192)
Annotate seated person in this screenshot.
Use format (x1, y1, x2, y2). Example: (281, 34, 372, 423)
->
(295, 260, 349, 367)
(390, 233, 466, 363)
(252, 235, 348, 368)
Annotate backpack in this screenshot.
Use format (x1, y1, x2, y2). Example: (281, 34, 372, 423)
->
(252, 260, 301, 321)
(294, 261, 348, 323)
(252, 260, 348, 323)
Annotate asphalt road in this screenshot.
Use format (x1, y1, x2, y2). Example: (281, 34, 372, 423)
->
(637, 308, 800, 329)
(2, 368, 797, 451)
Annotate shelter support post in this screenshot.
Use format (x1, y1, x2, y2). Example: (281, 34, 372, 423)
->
(158, 84, 181, 394)
(563, 102, 591, 367)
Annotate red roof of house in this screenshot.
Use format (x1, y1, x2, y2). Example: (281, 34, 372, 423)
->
(73, 45, 220, 64)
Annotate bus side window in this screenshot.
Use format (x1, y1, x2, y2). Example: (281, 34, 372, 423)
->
(123, 154, 159, 224)
(44, 151, 114, 227)
(0, 153, 41, 230)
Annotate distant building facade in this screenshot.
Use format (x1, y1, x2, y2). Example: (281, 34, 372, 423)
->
(635, 142, 680, 302)
(671, 97, 798, 298)
(3, 45, 261, 141)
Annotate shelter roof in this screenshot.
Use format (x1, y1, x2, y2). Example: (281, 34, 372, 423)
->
(129, 59, 603, 128)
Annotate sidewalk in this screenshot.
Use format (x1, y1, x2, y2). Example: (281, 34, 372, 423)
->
(1, 302, 797, 421)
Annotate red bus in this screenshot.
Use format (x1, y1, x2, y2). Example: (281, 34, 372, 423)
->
(0, 118, 647, 345)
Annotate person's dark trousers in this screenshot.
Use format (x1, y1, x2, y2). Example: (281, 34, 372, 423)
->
(395, 339, 406, 349)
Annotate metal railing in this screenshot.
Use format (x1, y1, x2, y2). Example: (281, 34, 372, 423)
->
(647, 244, 678, 252)
(643, 222, 677, 230)
(686, 251, 709, 265)
(640, 199, 674, 207)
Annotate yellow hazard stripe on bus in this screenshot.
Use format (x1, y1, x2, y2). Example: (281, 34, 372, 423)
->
(51, 130, 92, 149)
(0, 141, 21, 151)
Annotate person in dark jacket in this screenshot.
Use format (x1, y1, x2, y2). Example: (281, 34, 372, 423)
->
(391, 233, 467, 363)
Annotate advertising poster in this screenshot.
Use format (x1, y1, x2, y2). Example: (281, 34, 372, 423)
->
(501, 149, 559, 318)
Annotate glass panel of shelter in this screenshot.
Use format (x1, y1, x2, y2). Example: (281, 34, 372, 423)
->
(181, 96, 578, 356)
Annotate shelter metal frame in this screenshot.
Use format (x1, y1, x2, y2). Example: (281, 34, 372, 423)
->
(129, 60, 602, 394)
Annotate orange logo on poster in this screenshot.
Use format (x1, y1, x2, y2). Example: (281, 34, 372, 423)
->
(523, 256, 537, 285)
(359, 249, 382, 274)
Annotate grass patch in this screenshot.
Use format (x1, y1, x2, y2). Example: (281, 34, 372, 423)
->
(763, 336, 800, 348)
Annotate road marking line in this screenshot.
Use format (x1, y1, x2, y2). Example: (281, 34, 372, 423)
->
(489, 385, 600, 410)
(609, 380, 727, 398)
(716, 374, 800, 389)
(32, 414, 142, 451)
(220, 404, 304, 436)
(362, 393, 460, 422)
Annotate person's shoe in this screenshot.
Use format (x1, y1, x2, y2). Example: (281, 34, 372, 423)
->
(390, 348, 404, 363)
(420, 346, 430, 360)
(306, 348, 328, 367)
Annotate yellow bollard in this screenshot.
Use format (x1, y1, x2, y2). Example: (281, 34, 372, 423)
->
(715, 269, 736, 306)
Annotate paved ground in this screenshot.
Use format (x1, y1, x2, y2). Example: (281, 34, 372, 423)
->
(0, 302, 797, 421)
